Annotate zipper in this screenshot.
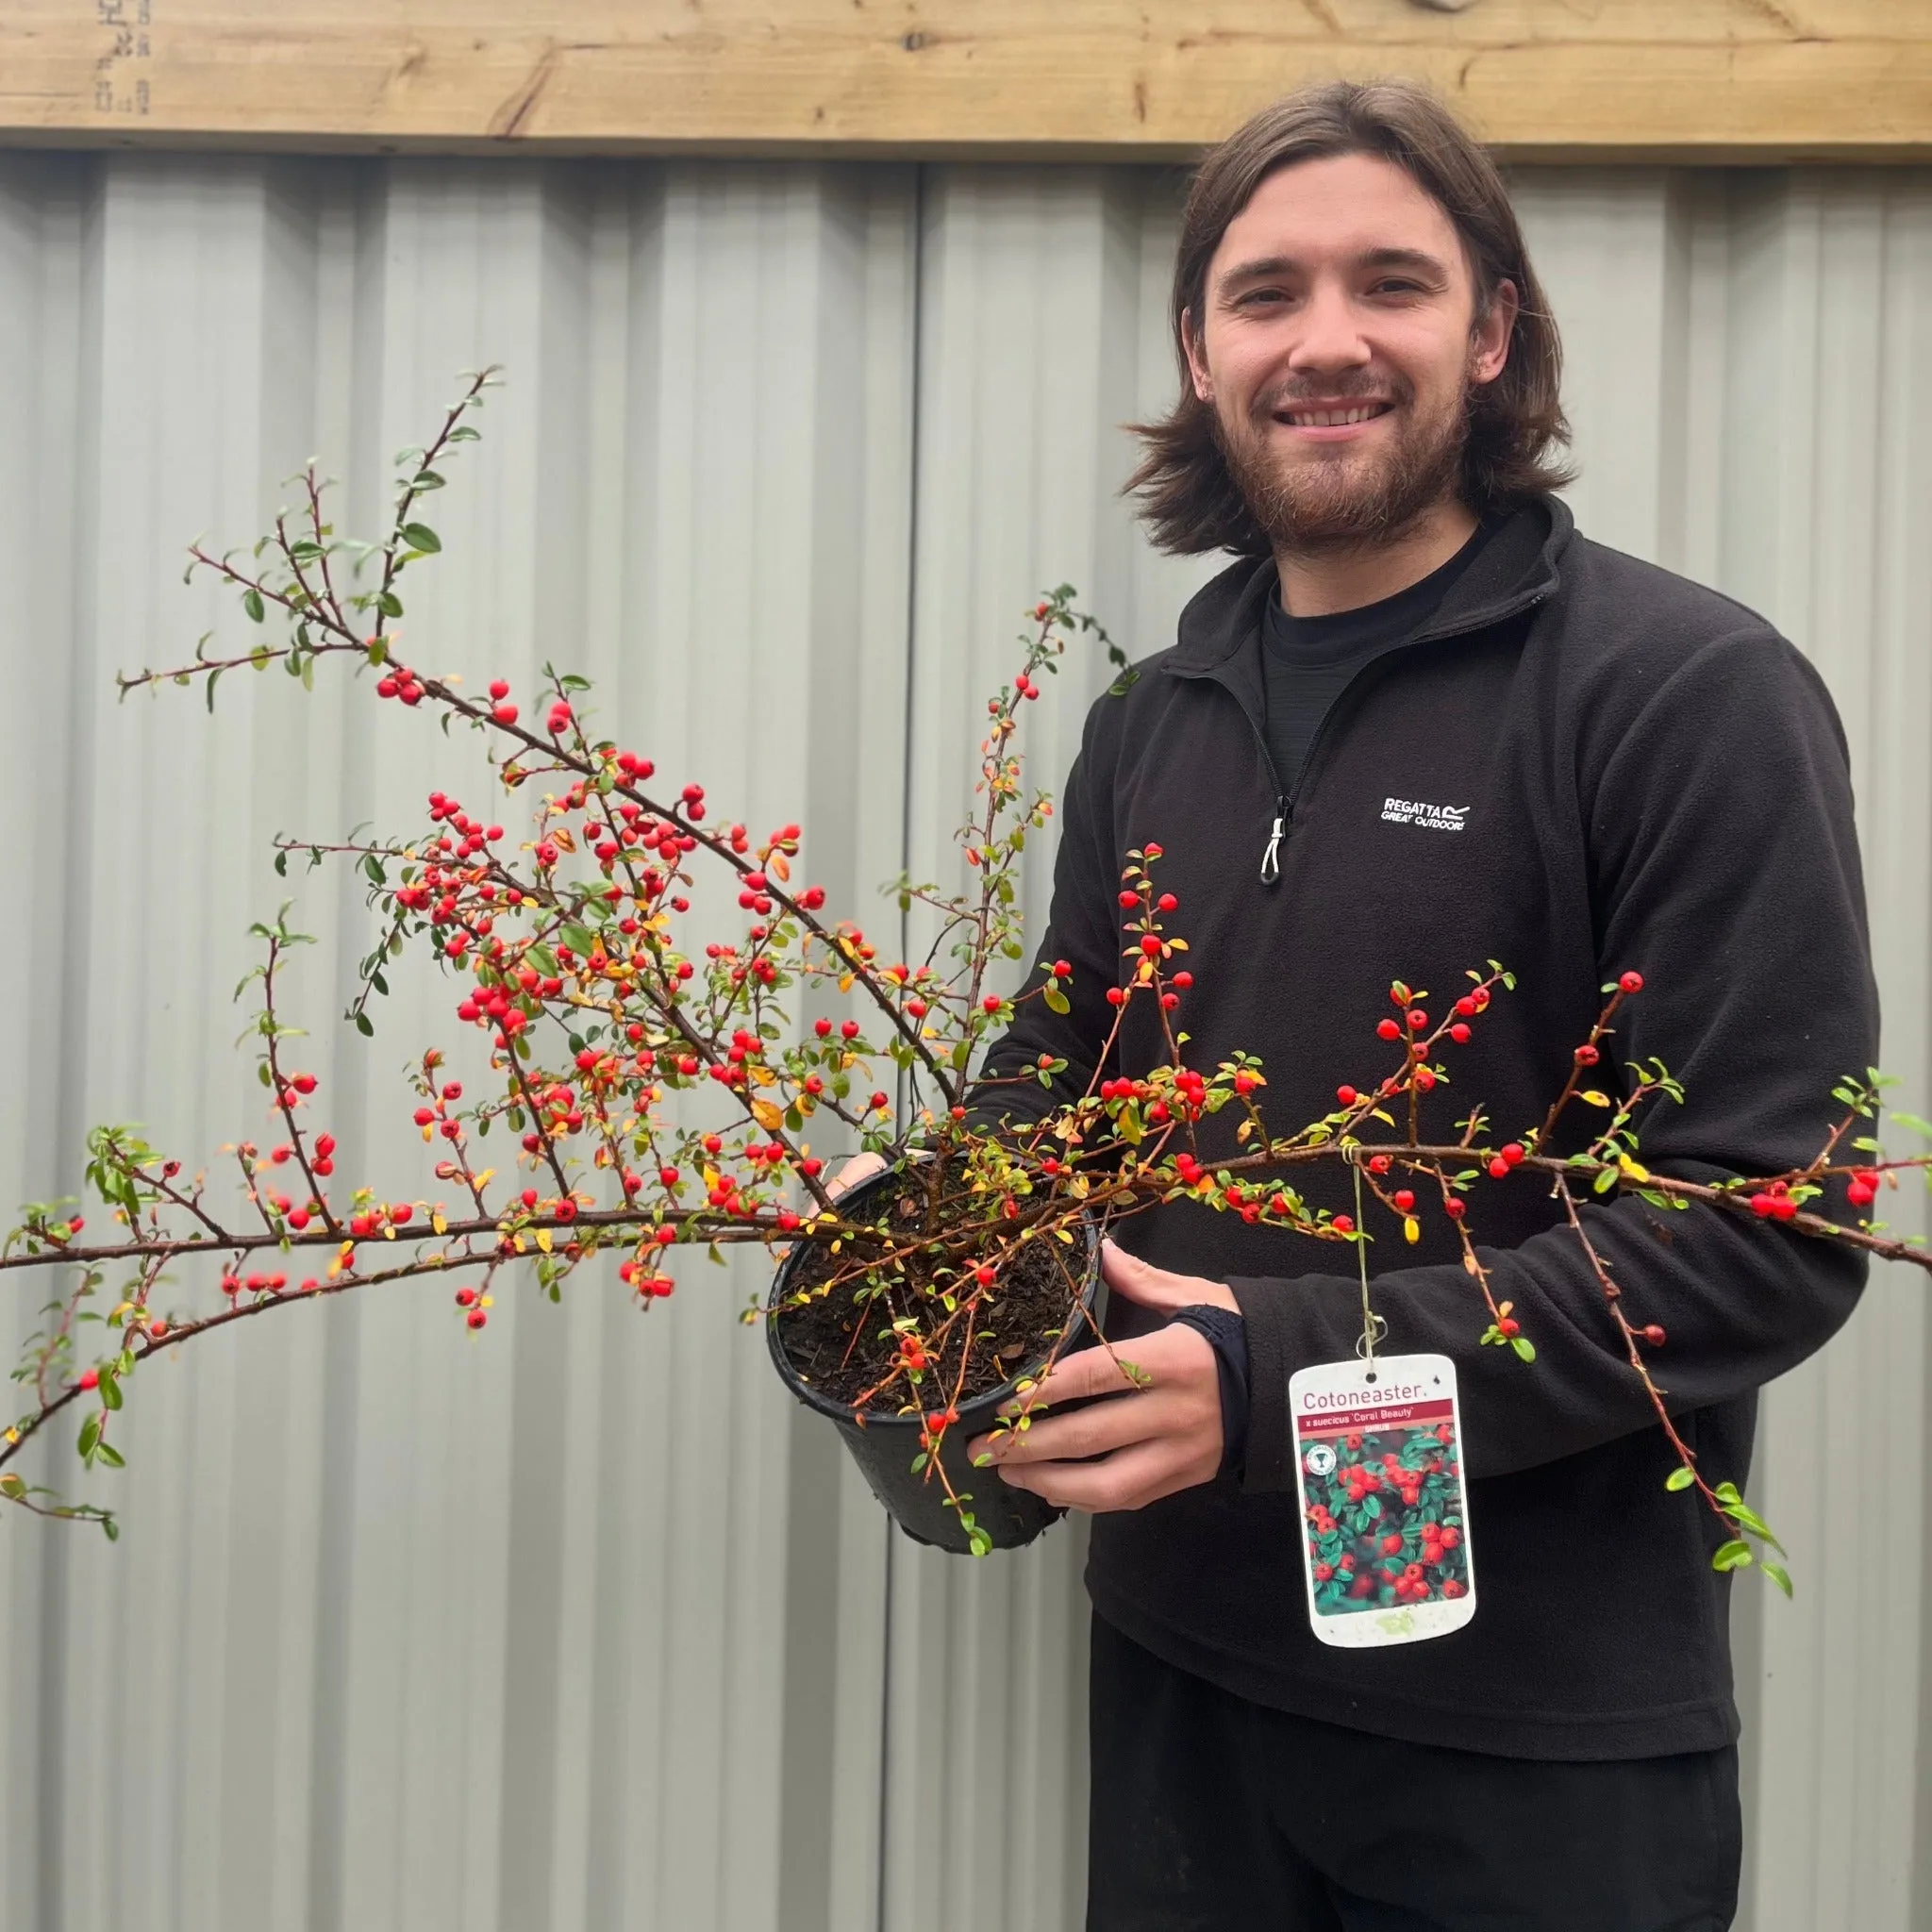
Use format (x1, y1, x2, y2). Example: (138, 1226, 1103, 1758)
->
(1228, 698, 1291, 887)
(1190, 584, 1555, 891)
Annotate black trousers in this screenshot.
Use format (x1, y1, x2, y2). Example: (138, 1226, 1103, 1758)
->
(1088, 1614, 1740, 1932)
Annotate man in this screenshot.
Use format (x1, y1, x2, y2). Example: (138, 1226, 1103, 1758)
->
(942, 80, 1873, 1931)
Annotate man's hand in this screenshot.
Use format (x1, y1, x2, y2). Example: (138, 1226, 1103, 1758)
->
(965, 1240, 1240, 1512)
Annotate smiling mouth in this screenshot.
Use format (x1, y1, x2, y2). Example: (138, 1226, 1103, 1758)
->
(1275, 402, 1395, 427)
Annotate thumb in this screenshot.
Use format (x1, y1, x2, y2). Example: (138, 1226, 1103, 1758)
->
(1100, 1238, 1204, 1315)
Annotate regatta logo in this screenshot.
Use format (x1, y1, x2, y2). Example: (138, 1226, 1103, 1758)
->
(1382, 797, 1471, 833)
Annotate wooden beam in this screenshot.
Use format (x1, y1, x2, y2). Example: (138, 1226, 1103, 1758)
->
(3, 1, 1929, 162)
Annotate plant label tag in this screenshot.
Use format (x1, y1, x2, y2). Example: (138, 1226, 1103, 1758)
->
(1290, 1352, 1474, 1647)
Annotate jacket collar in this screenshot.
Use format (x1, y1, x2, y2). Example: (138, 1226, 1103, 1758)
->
(1163, 494, 1571, 677)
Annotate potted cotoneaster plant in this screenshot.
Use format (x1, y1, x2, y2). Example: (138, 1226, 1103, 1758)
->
(4, 373, 1926, 1576)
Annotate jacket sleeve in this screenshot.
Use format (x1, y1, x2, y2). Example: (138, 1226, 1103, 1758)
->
(969, 696, 1126, 1132)
(1230, 628, 1879, 1490)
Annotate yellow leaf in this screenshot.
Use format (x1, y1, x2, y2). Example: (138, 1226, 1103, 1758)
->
(751, 1099, 784, 1132)
(1619, 1155, 1651, 1183)
(839, 973, 855, 993)
(432, 1212, 448, 1236)
(1580, 1091, 1610, 1108)
(421, 1124, 434, 1143)
(1404, 1216, 1421, 1244)
(1463, 1252, 1480, 1276)
(703, 1165, 723, 1191)
(550, 824, 576, 853)
(536, 1228, 553, 1253)
(1167, 938, 1189, 952)
(749, 1064, 775, 1088)
(769, 852, 791, 882)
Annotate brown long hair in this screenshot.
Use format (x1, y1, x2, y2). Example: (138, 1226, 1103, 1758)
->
(1129, 80, 1574, 558)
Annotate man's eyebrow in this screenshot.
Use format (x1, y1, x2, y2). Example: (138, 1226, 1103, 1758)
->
(1214, 246, 1454, 289)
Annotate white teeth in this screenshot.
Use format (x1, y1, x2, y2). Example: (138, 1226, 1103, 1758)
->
(1286, 405, 1384, 426)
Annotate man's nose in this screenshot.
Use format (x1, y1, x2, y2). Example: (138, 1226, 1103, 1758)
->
(1286, 276, 1372, 375)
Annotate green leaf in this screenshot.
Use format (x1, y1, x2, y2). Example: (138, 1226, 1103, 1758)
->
(353, 1011, 375, 1039)
(1509, 1334, 1537, 1362)
(1665, 1465, 1696, 1491)
(1042, 983, 1070, 1015)
(560, 924, 596, 957)
(242, 587, 266, 623)
(98, 1371, 123, 1410)
(93, 1441, 125, 1470)
(1761, 1561, 1793, 1598)
(102, 1517, 120, 1541)
(1711, 1540, 1753, 1572)
(77, 1413, 101, 1459)
(398, 522, 441, 554)
(377, 591, 404, 619)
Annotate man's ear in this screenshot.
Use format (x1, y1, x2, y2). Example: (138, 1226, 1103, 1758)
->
(1472, 277, 1518, 386)
(1181, 308, 1214, 405)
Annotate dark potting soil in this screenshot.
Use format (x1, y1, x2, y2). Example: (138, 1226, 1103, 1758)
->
(773, 1164, 1090, 1416)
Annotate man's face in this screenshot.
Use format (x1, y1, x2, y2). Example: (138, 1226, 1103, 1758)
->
(1183, 152, 1516, 551)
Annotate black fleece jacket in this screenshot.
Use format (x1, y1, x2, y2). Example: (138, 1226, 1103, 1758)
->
(979, 497, 1877, 1759)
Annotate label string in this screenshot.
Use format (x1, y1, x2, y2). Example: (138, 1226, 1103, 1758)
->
(1352, 1157, 1388, 1379)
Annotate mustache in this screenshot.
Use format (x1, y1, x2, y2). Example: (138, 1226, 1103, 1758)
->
(1249, 373, 1414, 419)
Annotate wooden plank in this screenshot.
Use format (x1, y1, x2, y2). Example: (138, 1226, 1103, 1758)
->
(2, 1, 1929, 161)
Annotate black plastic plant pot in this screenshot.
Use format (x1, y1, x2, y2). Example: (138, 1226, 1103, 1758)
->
(765, 1164, 1104, 1556)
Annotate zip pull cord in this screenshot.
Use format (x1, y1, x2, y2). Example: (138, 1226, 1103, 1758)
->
(1259, 810, 1285, 886)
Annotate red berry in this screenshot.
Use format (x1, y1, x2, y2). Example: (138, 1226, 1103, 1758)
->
(492, 703, 519, 726)
(1377, 1018, 1402, 1041)
(1336, 1085, 1357, 1107)
(1641, 1324, 1667, 1345)
(1407, 1008, 1428, 1031)
(1619, 971, 1644, 993)
(1118, 891, 1139, 908)
(1444, 1197, 1465, 1219)
(1158, 893, 1178, 912)
(1106, 987, 1127, 1007)
(1498, 1317, 1521, 1337)
(489, 678, 510, 700)
(1449, 1023, 1472, 1042)
(456, 1287, 477, 1307)
(1501, 1143, 1525, 1166)
(1488, 1157, 1510, 1180)
(78, 1368, 99, 1391)
(1392, 1189, 1415, 1212)
(1172, 972, 1193, 989)
(1382, 1534, 1404, 1556)
(467, 1308, 488, 1330)
(1331, 1215, 1355, 1235)
(1574, 1043, 1600, 1066)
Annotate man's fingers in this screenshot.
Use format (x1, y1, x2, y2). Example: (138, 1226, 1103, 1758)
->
(827, 1152, 885, 1201)
(972, 1389, 1158, 1467)
(999, 1441, 1194, 1513)
(1001, 1340, 1147, 1413)
(1100, 1237, 1240, 1314)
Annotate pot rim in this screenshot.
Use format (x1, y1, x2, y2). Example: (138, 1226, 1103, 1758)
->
(764, 1159, 1102, 1428)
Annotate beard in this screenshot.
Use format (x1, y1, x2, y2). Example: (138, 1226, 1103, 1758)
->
(1214, 365, 1474, 555)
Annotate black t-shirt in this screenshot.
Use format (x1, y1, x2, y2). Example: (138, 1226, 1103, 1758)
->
(1260, 520, 1498, 798)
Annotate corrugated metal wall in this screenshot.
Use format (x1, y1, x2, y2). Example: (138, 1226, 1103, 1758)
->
(0, 152, 1926, 1932)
